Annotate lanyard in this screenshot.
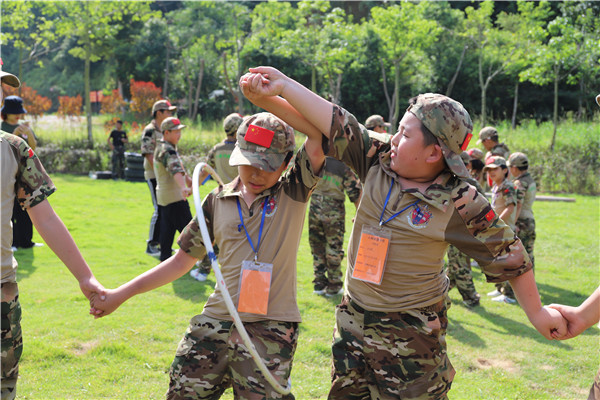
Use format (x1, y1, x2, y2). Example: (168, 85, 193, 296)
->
(237, 196, 269, 261)
(379, 180, 421, 227)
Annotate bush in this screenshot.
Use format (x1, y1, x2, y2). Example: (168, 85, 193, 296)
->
(100, 89, 127, 115)
(129, 79, 161, 118)
(37, 143, 109, 174)
(57, 95, 83, 119)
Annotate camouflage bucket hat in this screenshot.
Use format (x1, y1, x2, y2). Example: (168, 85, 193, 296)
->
(161, 117, 186, 131)
(477, 126, 498, 144)
(0, 62, 20, 88)
(365, 114, 391, 129)
(483, 155, 507, 171)
(507, 152, 528, 168)
(223, 113, 243, 137)
(407, 93, 473, 178)
(152, 99, 177, 114)
(229, 112, 295, 172)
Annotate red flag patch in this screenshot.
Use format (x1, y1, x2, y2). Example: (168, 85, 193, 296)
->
(245, 124, 274, 148)
(461, 132, 473, 150)
(485, 209, 496, 222)
(27, 148, 34, 158)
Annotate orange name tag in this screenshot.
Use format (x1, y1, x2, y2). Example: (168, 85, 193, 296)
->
(237, 260, 273, 315)
(351, 225, 391, 285)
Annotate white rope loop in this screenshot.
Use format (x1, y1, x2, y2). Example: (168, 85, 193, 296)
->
(192, 162, 292, 396)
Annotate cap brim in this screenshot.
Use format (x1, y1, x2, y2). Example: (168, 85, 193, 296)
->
(596, 94, 600, 106)
(439, 140, 470, 179)
(168, 106, 177, 111)
(483, 163, 501, 171)
(1, 72, 21, 88)
(229, 146, 285, 172)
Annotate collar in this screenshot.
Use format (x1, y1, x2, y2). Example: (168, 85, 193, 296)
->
(379, 151, 453, 212)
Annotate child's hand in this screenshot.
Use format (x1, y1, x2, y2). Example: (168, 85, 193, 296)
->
(239, 66, 287, 100)
(530, 306, 568, 340)
(181, 187, 192, 199)
(89, 288, 125, 319)
(546, 303, 587, 340)
(79, 275, 106, 304)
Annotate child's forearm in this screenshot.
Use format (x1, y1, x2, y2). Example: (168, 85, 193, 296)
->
(118, 250, 196, 301)
(278, 80, 333, 137)
(577, 287, 600, 328)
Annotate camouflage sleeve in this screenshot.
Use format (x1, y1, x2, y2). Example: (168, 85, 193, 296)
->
(446, 180, 532, 283)
(326, 105, 389, 182)
(140, 126, 155, 155)
(342, 163, 362, 204)
(162, 149, 186, 176)
(513, 178, 525, 207)
(281, 144, 322, 203)
(10, 134, 56, 210)
(501, 181, 517, 206)
(177, 191, 215, 259)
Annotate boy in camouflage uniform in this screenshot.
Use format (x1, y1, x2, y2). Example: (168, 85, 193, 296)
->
(238, 66, 566, 399)
(154, 117, 193, 262)
(477, 126, 510, 161)
(91, 112, 324, 399)
(141, 99, 177, 257)
(1, 65, 105, 400)
(309, 157, 361, 296)
(190, 113, 244, 282)
(483, 156, 518, 304)
(508, 152, 536, 271)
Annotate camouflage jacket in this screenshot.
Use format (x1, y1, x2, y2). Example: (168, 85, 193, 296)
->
(513, 171, 536, 221)
(141, 120, 162, 180)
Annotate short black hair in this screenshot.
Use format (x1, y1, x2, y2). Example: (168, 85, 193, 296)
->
(490, 135, 499, 143)
(470, 159, 484, 172)
(516, 165, 528, 172)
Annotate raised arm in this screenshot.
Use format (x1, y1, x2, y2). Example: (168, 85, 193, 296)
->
(547, 287, 600, 339)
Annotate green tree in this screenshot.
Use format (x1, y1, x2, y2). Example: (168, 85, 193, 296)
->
(369, 2, 440, 128)
(51, 1, 156, 145)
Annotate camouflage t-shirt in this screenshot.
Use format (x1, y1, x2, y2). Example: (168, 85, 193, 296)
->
(177, 145, 320, 323)
(154, 139, 186, 206)
(486, 142, 510, 161)
(325, 105, 530, 312)
(491, 179, 518, 230)
(141, 120, 162, 180)
(513, 171, 536, 221)
(1, 132, 56, 282)
(313, 157, 361, 203)
(206, 139, 238, 184)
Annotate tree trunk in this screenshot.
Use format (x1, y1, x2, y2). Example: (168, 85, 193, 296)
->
(18, 47, 23, 97)
(446, 44, 468, 97)
(392, 60, 401, 130)
(191, 60, 204, 122)
(222, 52, 241, 114)
(85, 49, 93, 147)
(380, 59, 394, 124)
(118, 80, 126, 120)
(511, 81, 519, 130)
(550, 69, 558, 151)
(478, 53, 486, 127)
(163, 45, 170, 96)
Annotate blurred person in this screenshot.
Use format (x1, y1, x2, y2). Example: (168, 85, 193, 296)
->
(107, 120, 128, 180)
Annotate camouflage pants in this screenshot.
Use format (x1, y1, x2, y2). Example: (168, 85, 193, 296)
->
(111, 146, 125, 179)
(516, 218, 536, 271)
(167, 314, 298, 400)
(329, 296, 454, 400)
(308, 197, 345, 294)
(1, 283, 22, 400)
(445, 245, 479, 302)
(195, 245, 219, 275)
(588, 368, 600, 400)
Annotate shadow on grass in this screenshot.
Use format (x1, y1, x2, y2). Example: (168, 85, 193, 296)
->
(14, 247, 37, 281)
(448, 298, 574, 349)
(170, 272, 215, 304)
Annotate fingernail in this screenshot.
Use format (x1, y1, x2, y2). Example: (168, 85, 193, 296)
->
(101, 296, 106, 301)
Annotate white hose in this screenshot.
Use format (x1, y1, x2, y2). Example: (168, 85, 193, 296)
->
(192, 162, 292, 396)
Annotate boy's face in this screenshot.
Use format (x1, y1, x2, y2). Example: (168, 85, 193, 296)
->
(163, 129, 181, 146)
(238, 161, 287, 195)
(486, 167, 504, 184)
(389, 112, 434, 180)
(482, 138, 494, 151)
(509, 165, 521, 178)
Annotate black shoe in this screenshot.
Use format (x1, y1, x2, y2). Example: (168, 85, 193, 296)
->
(146, 243, 160, 257)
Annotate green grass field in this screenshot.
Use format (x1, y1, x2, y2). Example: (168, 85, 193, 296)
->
(13, 174, 599, 399)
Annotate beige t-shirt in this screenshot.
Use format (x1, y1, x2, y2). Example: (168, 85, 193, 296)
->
(1, 132, 56, 283)
(154, 140, 186, 207)
(178, 146, 320, 323)
(141, 121, 162, 180)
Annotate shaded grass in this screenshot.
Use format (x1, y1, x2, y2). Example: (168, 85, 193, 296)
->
(14, 175, 599, 399)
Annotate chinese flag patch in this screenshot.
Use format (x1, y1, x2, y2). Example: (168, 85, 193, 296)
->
(245, 124, 274, 148)
(484, 209, 496, 222)
(461, 132, 473, 150)
(27, 148, 34, 158)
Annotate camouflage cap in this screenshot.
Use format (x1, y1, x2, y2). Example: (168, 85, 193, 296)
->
(152, 99, 177, 114)
(223, 113, 243, 137)
(0, 59, 20, 88)
(477, 126, 498, 144)
(507, 152, 528, 168)
(229, 112, 295, 172)
(407, 93, 473, 178)
(365, 114, 391, 129)
(467, 148, 484, 161)
(161, 117, 186, 131)
(483, 155, 507, 171)
(460, 151, 470, 165)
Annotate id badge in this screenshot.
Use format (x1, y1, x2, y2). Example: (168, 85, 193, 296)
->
(351, 225, 391, 285)
(237, 260, 273, 315)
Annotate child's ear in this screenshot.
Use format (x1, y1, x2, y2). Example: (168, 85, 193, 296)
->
(425, 144, 443, 164)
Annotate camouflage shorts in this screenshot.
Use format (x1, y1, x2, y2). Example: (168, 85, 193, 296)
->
(330, 296, 454, 400)
(1, 283, 22, 400)
(167, 314, 298, 400)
